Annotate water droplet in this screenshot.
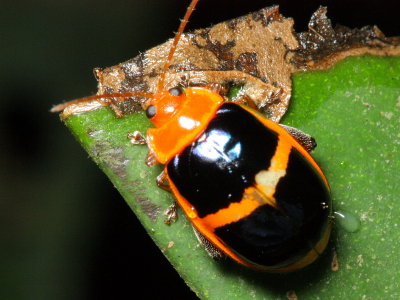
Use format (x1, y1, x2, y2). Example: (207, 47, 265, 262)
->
(334, 210, 360, 233)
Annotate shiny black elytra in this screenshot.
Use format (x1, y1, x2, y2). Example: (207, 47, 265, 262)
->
(166, 103, 331, 271)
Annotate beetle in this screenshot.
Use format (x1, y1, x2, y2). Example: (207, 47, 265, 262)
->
(143, 85, 331, 272)
(53, 0, 332, 272)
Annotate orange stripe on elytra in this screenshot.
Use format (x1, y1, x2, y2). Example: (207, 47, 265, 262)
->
(239, 104, 330, 189)
(255, 135, 292, 200)
(166, 167, 262, 270)
(269, 136, 292, 172)
(199, 136, 292, 229)
(200, 187, 264, 229)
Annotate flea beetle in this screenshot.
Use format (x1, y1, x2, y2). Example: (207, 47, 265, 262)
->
(54, 0, 332, 272)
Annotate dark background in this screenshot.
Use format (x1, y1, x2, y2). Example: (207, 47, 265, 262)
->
(1, 0, 399, 299)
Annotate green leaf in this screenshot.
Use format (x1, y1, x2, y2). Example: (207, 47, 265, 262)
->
(63, 55, 400, 299)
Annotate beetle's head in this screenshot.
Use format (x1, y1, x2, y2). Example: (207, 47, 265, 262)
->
(145, 87, 185, 128)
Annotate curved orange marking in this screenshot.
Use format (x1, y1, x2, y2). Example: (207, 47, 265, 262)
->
(270, 137, 292, 172)
(255, 136, 292, 199)
(166, 167, 260, 269)
(239, 104, 330, 189)
(169, 168, 332, 272)
(200, 132, 294, 230)
(200, 187, 268, 229)
(166, 166, 332, 272)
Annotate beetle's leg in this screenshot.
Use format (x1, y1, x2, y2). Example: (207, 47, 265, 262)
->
(127, 131, 147, 145)
(157, 170, 177, 224)
(145, 152, 158, 166)
(280, 124, 317, 152)
(192, 226, 225, 259)
(128, 131, 158, 166)
(156, 170, 171, 192)
(131, 131, 175, 223)
(127, 131, 158, 166)
(205, 82, 223, 94)
(164, 202, 178, 225)
(233, 94, 259, 110)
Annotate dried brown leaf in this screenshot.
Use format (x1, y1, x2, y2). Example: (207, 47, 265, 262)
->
(62, 6, 400, 121)
(93, 6, 297, 122)
(291, 6, 400, 70)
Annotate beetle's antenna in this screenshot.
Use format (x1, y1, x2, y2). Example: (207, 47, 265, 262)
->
(52, 0, 200, 114)
(51, 91, 153, 113)
(157, 0, 200, 93)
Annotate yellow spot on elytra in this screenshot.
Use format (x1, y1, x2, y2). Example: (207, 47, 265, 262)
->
(255, 169, 286, 199)
(255, 136, 292, 201)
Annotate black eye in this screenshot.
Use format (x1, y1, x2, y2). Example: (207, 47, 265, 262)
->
(145, 105, 156, 119)
(169, 87, 182, 96)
